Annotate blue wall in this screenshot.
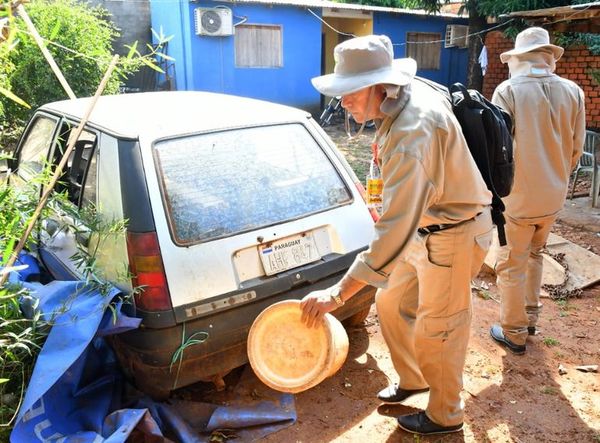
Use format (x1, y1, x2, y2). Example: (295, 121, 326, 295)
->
(150, 1, 194, 91)
(151, 1, 322, 111)
(374, 13, 469, 86)
(150, 1, 469, 112)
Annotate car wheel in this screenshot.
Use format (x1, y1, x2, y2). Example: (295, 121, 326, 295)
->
(342, 306, 371, 327)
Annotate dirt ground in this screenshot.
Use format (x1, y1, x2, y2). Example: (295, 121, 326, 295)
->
(177, 123, 599, 443)
(258, 124, 600, 443)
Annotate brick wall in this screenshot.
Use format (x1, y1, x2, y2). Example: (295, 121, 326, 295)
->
(482, 31, 600, 131)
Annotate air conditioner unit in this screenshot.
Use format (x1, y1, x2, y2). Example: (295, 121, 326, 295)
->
(194, 7, 233, 37)
(445, 25, 469, 48)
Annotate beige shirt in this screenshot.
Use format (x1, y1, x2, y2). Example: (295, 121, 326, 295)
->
(492, 54, 585, 218)
(348, 80, 492, 288)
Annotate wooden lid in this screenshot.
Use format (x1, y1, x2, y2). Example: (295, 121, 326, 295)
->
(248, 300, 339, 393)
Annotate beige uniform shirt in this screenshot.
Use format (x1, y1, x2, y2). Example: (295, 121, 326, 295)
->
(348, 80, 492, 288)
(492, 57, 585, 218)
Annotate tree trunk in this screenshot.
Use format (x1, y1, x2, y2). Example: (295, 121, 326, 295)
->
(466, 4, 488, 91)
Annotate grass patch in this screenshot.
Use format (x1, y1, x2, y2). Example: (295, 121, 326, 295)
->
(541, 386, 559, 395)
(543, 337, 560, 347)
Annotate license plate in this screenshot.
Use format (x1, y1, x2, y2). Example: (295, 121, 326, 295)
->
(259, 233, 320, 276)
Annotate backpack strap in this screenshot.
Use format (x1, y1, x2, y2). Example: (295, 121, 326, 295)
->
(415, 77, 509, 247)
(491, 196, 507, 246)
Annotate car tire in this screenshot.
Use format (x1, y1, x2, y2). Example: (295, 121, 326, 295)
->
(342, 306, 371, 327)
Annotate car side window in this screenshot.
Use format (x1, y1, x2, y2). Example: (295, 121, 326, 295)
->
(52, 123, 98, 207)
(17, 115, 59, 179)
(80, 145, 98, 207)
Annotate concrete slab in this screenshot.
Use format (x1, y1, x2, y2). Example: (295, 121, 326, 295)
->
(557, 196, 600, 232)
(483, 231, 600, 291)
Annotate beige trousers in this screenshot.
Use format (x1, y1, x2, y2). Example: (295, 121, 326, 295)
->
(375, 209, 493, 427)
(495, 213, 556, 345)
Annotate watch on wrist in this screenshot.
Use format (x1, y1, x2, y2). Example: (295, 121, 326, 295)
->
(329, 286, 345, 307)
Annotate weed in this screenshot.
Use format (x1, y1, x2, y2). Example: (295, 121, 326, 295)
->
(543, 337, 560, 347)
(556, 299, 569, 309)
(541, 386, 559, 395)
(0, 158, 128, 433)
(477, 289, 491, 300)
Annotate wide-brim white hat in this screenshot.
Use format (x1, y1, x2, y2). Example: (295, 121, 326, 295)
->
(500, 27, 564, 63)
(311, 35, 417, 97)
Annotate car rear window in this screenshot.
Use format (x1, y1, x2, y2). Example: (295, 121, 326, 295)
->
(154, 123, 352, 245)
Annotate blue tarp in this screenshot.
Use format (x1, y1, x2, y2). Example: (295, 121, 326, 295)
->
(6, 257, 296, 442)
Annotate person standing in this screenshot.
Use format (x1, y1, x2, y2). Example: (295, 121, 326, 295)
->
(300, 34, 493, 436)
(489, 27, 586, 354)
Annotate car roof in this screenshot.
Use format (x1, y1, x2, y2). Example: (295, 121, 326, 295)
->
(39, 91, 311, 140)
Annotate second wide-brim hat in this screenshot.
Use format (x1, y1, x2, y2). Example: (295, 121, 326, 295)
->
(311, 35, 417, 97)
(500, 27, 564, 63)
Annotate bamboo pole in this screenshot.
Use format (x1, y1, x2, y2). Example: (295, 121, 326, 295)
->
(0, 55, 119, 287)
(16, 3, 76, 100)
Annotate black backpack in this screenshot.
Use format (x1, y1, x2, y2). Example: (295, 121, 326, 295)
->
(416, 78, 514, 246)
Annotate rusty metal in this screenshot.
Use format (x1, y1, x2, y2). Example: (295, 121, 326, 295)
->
(108, 285, 377, 399)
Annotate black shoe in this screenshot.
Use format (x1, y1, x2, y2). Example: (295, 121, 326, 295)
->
(397, 411, 463, 435)
(377, 384, 429, 404)
(528, 326, 537, 336)
(490, 324, 526, 355)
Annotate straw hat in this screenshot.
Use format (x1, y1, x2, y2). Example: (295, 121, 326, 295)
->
(500, 27, 564, 64)
(311, 35, 417, 97)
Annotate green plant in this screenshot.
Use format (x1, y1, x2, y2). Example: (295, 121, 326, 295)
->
(0, 169, 55, 433)
(541, 386, 559, 395)
(2, 0, 119, 125)
(0, 159, 130, 434)
(0, 6, 28, 118)
(555, 32, 600, 56)
(543, 337, 560, 347)
(1, 0, 169, 127)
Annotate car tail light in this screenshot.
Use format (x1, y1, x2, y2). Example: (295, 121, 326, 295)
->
(354, 181, 380, 222)
(126, 231, 172, 311)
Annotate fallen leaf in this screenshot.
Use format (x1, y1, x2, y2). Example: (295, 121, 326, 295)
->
(575, 365, 598, 373)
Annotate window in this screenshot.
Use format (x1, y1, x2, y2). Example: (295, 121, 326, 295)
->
(78, 139, 98, 207)
(17, 115, 58, 179)
(235, 24, 282, 68)
(52, 123, 98, 206)
(154, 124, 352, 245)
(406, 32, 441, 70)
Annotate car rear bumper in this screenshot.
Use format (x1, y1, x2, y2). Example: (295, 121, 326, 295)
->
(110, 277, 376, 398)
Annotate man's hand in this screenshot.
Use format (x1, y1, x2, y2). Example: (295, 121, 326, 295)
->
(300, 288, 337, 329)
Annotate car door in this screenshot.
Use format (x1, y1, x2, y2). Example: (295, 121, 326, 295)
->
(35, 120, 99, 280)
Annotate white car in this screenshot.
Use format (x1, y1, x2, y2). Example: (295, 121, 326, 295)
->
(10, 91, 377, 398)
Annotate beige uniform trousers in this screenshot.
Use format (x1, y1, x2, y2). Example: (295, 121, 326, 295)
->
(375, 209, 493, 427)
(495, 213, 556, 345)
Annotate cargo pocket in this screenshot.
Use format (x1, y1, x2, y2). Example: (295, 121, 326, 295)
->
(424, 231, 455, 269)
(422, 309, 470, 340)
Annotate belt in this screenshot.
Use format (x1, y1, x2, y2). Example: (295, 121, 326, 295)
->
(417, 213, 481, 236)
